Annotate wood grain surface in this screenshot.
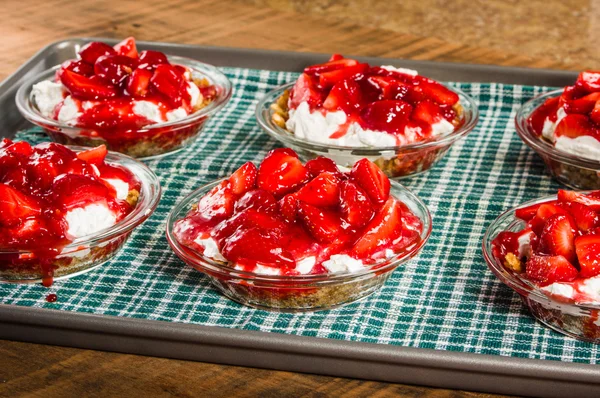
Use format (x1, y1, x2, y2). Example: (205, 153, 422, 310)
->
(1, 0, 594, 396)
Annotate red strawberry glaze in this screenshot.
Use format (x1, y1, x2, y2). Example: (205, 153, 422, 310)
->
(492, 190, 600, 303)
(34, 38, 217, 134)
(287, 54, 462, 143)
(173, 149, 423, 276)
(0, 139, 139, 284)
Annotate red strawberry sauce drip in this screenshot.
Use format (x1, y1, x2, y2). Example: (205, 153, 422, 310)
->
(288, 55, 461, 142)
(0, 139, 139, 285)
(45, 293, 58, 302)
(173, 149, 423, 276)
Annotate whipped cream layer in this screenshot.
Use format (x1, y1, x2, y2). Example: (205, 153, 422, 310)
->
(196, 237, 372, 276)
(32, 79, 202, 128)
(286, 101, 455, 148)
(65, 203, 117, 239)
(541, 276, 600, 304)
(541, 106, 600, 161)
(192, 238, 408, 276)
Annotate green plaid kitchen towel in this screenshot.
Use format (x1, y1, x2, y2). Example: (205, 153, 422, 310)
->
(3, 66, 599, 364)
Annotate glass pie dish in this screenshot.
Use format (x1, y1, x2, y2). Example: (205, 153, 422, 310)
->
(515, 90, 600, 190)
(15, 56, 232, 160)
(166, 179, 432, 312)
(0, 146, 161, 285)
(483, 194, 600, 343)
(255, 82, 479, 179)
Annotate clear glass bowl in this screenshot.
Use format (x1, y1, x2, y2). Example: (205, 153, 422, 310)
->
(0, 146, 162, 285)
(16, 56, 232, 160)
(483, 194, 600, 343)
(515, 89, 600, 190)
(255, 82, 479, 179)
(166, 180, 432, 312)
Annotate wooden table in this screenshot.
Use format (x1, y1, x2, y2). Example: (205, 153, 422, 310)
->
(0, 0, 593, 396)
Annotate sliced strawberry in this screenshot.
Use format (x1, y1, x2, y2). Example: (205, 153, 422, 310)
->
(76, 145, 108, 165)
(350, 158, 390, 206)
(51, 174, 112, 211)
(137, 50, 169, 70)
(150, 64, 186, 107)
(213, 208, 285, 244)
(328, 54, 344, 62)
(591, 100, 600, 125)
(113, 37, 138, 58)
(528, 96, 560, 136)
(229, 162, 258, 196)
(411, 100, 443, 125)
(525, 254, 578, 286)
(28, 156, 62, 190)
(234, 189, 277, 213)
(558, 190, 600, 210)
(352, 197, 402, 257)
(10, 217, 46, 241)
(575, 235, 600, 278)
(339, 180, 374, 228)
(515, 201, 556, 221)
(56, 60, 95, 81)
(539, 214, 576, 263)
(0, 184, 41, 226)
(221, 226, 295, 269)
(563, 92, 600, 114)
(60, 69, 117, 100)
(297, 201, 343, 243)
(558, 201, 599, 231)
(323, 79, 363, 113)
(319, 63, 368, 88)
(295, 172, 341, 208)
(577, 71, 600, 92)
(367, 76, 411, 101)
(289, 73, 323, 109)
(360, 100, 412, 134)
(94, 54, 137, 86)
(256, 148, 309, 196)
(196, 180, 235, 224)
(278, 194, 298, 222)
(126, 68, 153, 97)
(536, 202, 568, 221)
(417, 79, 459, 105)
(4, 141, 33, 158)
(79, 41, 117, 64)
(527, 216, 547, 237)
(554, 114, 599, 139)
(304, 156, 340, 177)
(304, 58, 359, 75)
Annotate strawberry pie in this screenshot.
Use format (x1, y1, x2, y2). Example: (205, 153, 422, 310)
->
(528, 71, 600, 161)
(271, 54, 463, 148)
(0, 139, 141, 284)
(172, 149, 424, 276)
(26, 37, 226, 158)
(492, 189, 600, 303)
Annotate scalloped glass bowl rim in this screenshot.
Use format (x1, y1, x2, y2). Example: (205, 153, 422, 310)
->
(166, 179, 432, 284)
(482, 193, 600, 311)
(255, 81, 479, 153)
(515, 89, 600, 170)
(0, 145, 162, 255)
(15, 55, 233, 133)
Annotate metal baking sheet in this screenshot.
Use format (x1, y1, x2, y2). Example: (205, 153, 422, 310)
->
(0, 38, 596, 398)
